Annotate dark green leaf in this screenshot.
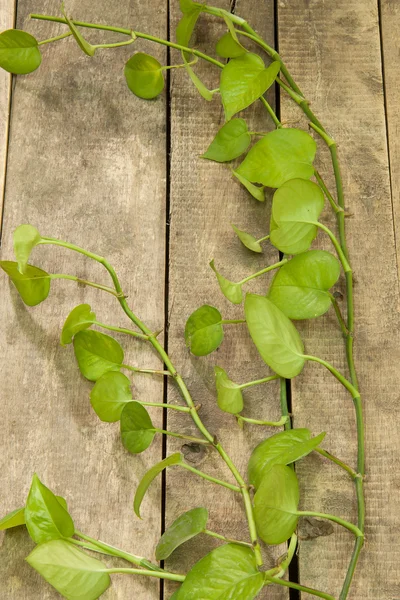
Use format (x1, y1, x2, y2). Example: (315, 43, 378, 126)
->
(26, 539, 110, 600)
(268, 250, 340, 319)
(185, 305, 224, 356)
(214, 366, 243, 414)
(270, 178, 325, 254)
(245, 294, 305, 378)
(61, 304, 96, 346)
(124, 52, 165, 99)
(0, 496, 68, 532)
(13, 224, 41, 274)
(216, 32, 246, 58)
(155, 507, 208, 560)
(120, 401, 155, 454)
(210, 259, 243, 304)
(232, 225, 262, 253)
(25, 474, 74, 544)
(0, 261, 50, 306)
(73, 330, 124, 382)
(237, 128, 316, 188)
(90, 371, 132, 422)
(220, 54, 280, 120)
(232, 170, 265, 202)
(202, 119, 251, 162)
(254, 464, 299, 545)
(61, 5, 96, 56)
(134, 453, 182, 518)
(0, 29, 41, 74)
(176, 543, 264, 599)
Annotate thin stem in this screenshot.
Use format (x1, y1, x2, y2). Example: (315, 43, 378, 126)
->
(75, 531, 159, 570)
(93, 38, 135, 49)
(314, 170, 342, 214)
(38, 31, 72, 45)
(136, 401, 190, 413)
(203, 529, 252, 547)
(339, 504, 364, 599)
(238, 374, 279, 389)
(329, 294, 349, 337)
(94, 321, 148, 340)
(220, 318, 245, 324)
(153, 428, 210, 445)
(264, 576, 336, 600)
(104, 568, 185, 582)
(68, 538, 116, 557)
(49, 274, 120, 297)
(256, 234, 270, 244)
(302, 355, 358, 398)
(315, 447, 357, 479)
(236, 414, 288, 427)
(280, 377, 291, 431)
(122, 364, 171, 376)
(297, 511, 363, 538)
(313, 222, 352, 273)
(179, 462, 241, 493)
(260, 96, 282, 128)
(239, 258, 288, 285)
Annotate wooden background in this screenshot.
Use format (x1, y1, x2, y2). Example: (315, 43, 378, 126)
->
(0, 0, 399, 598)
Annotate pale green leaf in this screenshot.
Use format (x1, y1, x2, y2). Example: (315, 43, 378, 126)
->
(0, 261, 50, 306)
(13, 224, 41, 274)
(214, 366, 243, 414)
(232, 170, 265, 201)
(216, 32, 247, 58)
(61, 304, 96, 346)
(120, 401, 155, 454)
(232, 225, 262, 253)
(202, 119, 251, 162)
(73, 330, 124, 382)
(156, 507, 208, 560)
(0, 496, 68, 532)
(176, 6, 202, 47)
(134, 453, 182, 518)
(90, 371, 132, 422)
(185, 305, 224, 356)
(0, 29, 41, 74)
(124, 53, 164, 99)
(210, 259, 243, 304)
(61, 5, 96, 56)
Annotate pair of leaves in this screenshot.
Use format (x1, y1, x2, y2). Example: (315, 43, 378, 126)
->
(0, 29, 41, 74)
(185, 305, 224, 356)
(125, 53, 165, 99)
(202, 118, 252, 162)
(155, 507, 208, 560)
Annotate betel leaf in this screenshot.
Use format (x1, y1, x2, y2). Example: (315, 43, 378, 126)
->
(0, 496, 68, 532)
(270, 178, 325, 255)
(124, 53, 165, 99)
(134, 453, 182, 518)
(176, 543, 264, 600)
(214, 366, 243, 414)
(155, 507, 208, 560)
(73, 330, 124, 382)
(61, 303, 96, 346)
(185, 305, 224, 356)
(232, 225, 262, 253)
(232, 170, 265, 202)
(13, 224, 41, 274)
(268, 250, 340, 319)
(201, 119, 251, 163)
(220, 54, 280, 121)
(210, 260, 243, 304)
(26, 539, 110, 600)
(254, 464, 300, 545)
(61, 5, 96, 57)
(216, 32, 246, 58)
(0, 261, 50, 306)
(25, 474, 74, 544)
(245, 294, 305, 379)
(0, 30, 41, 75)
(120, 401, 155, 454)
(90, 371, 132, 422)
(237, 128, 317, 188)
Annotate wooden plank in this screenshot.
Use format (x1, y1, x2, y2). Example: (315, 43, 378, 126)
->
(0, 1, 167, 598)
(165, 2, 288, 598)
(278, 1, 400, 598)
(0, 0, 14, 229)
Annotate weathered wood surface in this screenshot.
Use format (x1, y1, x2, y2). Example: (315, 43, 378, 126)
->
(0, 0, 14, 228)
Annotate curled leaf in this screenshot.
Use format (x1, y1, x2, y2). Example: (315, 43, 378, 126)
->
(214, 366, 243, 414)
(210, 260, 243, 304)
(185, 305, 224, 356)
(232, 170, 265, 202)
(90, 371, 132, 422)
(232, 225, 262, 253)
(61, 303, 96, 346)
(202, 119, 251, 163)
(125, 52, 165, 99)
(0, 261, 50, 306)
(73, 330, 124, 381)
(134, 453, 182, 518)
(156, 507, 208, 560)
(13, 224, 41, 274)
(61, 4, 96, 56)
(0, 29, 42, 74)
(120, 401, 155, 454)
(0, 496, 68, 532)
(216, 32, 246, 58)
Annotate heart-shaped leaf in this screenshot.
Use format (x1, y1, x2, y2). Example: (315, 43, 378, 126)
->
(125, 53, 165, 99)
(214, 366, 243, 414)
(216, 32, 246, 58)
(268, 250, 340, 319)
(25, 474, 74, 544)
(237, 128, 316, 188)
(202, 119, 251, 163)
(73, 330, 124, 382)
(0, 29, 41, 74)
(61, 5, 96, 57)
(176, 543, 264, 599)
(185, 305, 224, 356)
(220, 54, 280, 120)
(254, 464, 299, 545)
(26, 539, 110, 600)
(120, 401, 155, 454)
(245, 294, 305, 378)
(232, 170, 265, 202)
(134, 453, 182, 518)
(91, 371, 132, 422)
(210, 260, 243, 304)
(13, 224, 41, 274)
(0, 496, 68, 532)
(270, 178, 325, 254)
(155, 507, 208, 560)
(0, 261, 50, 306)
(232, 225, 263, 253)
(61, 304, 96, 346)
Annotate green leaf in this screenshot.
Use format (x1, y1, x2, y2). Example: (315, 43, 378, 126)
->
(232, 170, 265, 202)
(0, 496, 68, 532)
(176, 6, 202, 47)
(202, 119, 251, 163)
(90, 371, 132, 422)
(214, 366, 243, 414)
(134, 453, 182, 518)
(180, 0, 199, 13)
(0, 29, 41, 74)
(185, 305, 224, 356)
(270, 178, 325, 254)
(237, 128, 317, 188)
(124, 53, 165, 99)
(13, 224, 41, 274)
(216, 32, 246, 58)
(183, 54, 214, 101)
(176, 543, 264, 599)
(210, 259, 243, 304)
(155, 507, 208, 560)
(25, 474, 74, 544)
(245, 294, 305, 378)
(120, 401, 155, 454)
(73, 330, 124, 382)
(268, 250, 340, 319)
(220, 54, 280, 120)
(232, 225, 262, 253)
(26, 539, 110, 600)
(61, 304, 96, 346)
(61, 5, 96, 56)
(254, 464, 299, 545)
(0, 261, 50, 306)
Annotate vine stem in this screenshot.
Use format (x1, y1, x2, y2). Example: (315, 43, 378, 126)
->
(296, 511, 362, 538)
(203, 529, 253, 547)
(104, 568, 185, 582)
(264, 576, 336, 600)
(236, 414, 288, 427)
(94, 321, 149, 340)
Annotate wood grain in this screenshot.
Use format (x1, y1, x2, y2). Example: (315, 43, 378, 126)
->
(0, 0, 14, 229)
(0, 1, 167, 598)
